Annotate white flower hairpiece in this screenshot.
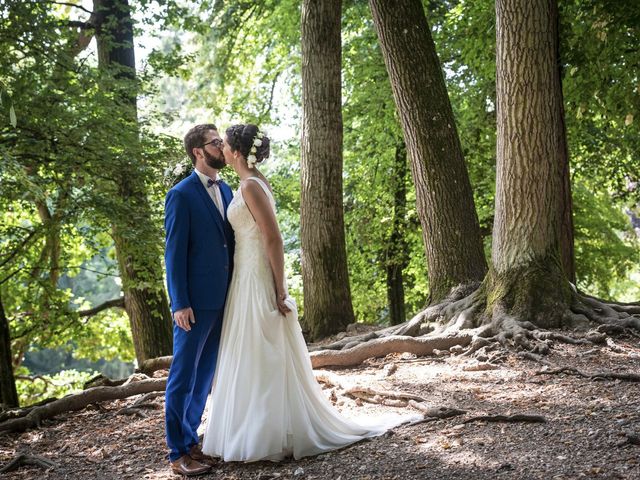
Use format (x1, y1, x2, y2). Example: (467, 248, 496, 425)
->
(246, 130, 266, 169)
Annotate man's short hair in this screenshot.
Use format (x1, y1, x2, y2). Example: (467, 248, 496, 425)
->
(184, 123, 218, 165)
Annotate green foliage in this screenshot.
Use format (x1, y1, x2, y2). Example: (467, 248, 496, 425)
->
(0, 0, 182, 376)
(342, 1, 429, 321)
(561, 0, 640, 203)
(573, 183, 640, 299)
(15, 366, 98, 407)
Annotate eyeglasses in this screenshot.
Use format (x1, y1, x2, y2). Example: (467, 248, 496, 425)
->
(201, 138, 223, 149)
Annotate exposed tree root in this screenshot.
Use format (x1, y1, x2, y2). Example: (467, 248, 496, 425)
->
(407, 401, 466, 419)
(340, 283, 640, 367)
(617, 432, 640, 447)
(0, 378, 166, 434)
(314, 370, 425, 406)
(345, 386, 427, 405)
(535, 367, 640, 382)
(462, 361, 500, 372)
(579, 292, 640, 315)
(309, 334, 472, 368)
(308, 332, 379, 352)
(315, 368, 545, 429)
(0, 398, 57, 423)
(138, 285, 639, 376)
(517, 351, 553, 367)
(138, 356, 172, 375)
(117, 392, 164, 417)
(462, 414, 546, 424)
(0, 454, 57, 473)
(84, 374, 129, 389)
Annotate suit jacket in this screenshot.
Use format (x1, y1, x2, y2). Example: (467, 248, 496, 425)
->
(164, 171, 235, 313)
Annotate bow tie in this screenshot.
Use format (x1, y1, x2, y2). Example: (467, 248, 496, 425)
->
(207, 178, 222, 188)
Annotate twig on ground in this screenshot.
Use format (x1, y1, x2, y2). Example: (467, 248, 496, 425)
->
(118, 392, 164, 416)
(407, 401, 466, 419)
(536, 367, 640, 382)
(0, 453, 57, 473)
(345, 386, 427, 404)
(463, 414, 546, 424)
(131, 391, 164, 407)
(517, 351, 554, 367)
(462, 362, 500, 372)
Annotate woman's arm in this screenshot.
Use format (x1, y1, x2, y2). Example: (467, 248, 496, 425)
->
(241, 180, 291, 315)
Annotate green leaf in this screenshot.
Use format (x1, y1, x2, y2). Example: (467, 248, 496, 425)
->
(9, 104, 16, 127)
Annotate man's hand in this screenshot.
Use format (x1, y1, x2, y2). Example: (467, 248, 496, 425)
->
(174, 307, 195, 331)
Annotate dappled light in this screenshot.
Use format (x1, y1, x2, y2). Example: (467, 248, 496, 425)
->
(1, 0, 638, 478)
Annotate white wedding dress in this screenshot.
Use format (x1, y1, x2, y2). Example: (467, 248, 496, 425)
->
(202, 177, 413, 462)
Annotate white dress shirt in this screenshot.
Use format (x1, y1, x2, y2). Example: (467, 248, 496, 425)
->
(194, 168, 224, 219)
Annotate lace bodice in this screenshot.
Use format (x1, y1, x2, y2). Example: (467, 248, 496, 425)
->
(226, 177, 276, 276)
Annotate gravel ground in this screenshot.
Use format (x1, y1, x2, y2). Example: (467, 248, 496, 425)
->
(1, 332, 639, 479)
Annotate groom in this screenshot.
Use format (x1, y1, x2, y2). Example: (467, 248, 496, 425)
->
(164, 123, 234, 476)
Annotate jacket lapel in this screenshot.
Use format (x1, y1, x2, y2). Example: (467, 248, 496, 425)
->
(191, 172, 226, 237)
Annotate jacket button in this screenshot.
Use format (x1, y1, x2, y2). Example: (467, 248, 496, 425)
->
(223, 244, 227, 248)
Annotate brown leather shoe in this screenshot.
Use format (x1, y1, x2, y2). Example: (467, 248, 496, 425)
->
(170, 454, 211, 476)
(189, 444, 218, 466)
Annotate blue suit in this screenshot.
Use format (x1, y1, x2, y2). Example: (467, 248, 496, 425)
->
(164, 170, 234, 461)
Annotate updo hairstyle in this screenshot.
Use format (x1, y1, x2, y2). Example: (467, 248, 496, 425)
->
(225, 124, 271, 164)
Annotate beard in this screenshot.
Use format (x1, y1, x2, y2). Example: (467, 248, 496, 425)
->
(204, 149, 226, 170)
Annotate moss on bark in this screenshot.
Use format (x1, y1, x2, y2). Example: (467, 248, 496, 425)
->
(483, 258, 573, 329)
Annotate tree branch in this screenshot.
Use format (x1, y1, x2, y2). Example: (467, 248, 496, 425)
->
(0, 229, 40, 269)
(77, 297, 125, 317)
(41, 1, 93, 15)
(65, 20, 93, 29)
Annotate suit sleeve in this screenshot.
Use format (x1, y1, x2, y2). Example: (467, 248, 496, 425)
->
(165, 189, 190, 313)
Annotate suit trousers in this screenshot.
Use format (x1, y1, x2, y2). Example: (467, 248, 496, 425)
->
(165, 308, 223, 461)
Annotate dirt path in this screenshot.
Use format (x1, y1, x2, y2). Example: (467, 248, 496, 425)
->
(1, 335, 640, 479)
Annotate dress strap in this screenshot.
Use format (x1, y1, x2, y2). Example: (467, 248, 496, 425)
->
(244, 177, 274, 202)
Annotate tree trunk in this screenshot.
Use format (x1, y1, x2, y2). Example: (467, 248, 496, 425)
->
(555, 7, 576, 284)
(0, 292, 19, 408)
(488, 0, 571, 326)
(386, 140, 409, 326)
(369, 0, 488, 304)
(94, 0, 173, 363)
(300, 0, 355, 340)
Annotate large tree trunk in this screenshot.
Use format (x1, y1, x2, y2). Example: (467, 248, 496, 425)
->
(386, 140, 409, 326)
(94, 0, 172, 363)
(369, 0, 488, 304)
(555, 13, 575, 284)
(487, 0, 571, 327)
(300, 0, 355, 340)
(0, 292, 19, 408)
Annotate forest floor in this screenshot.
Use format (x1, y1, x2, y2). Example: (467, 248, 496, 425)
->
(1, 329, 640, 480)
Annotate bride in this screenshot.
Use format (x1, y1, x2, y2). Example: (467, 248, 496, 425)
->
(201, 124, 412, 462)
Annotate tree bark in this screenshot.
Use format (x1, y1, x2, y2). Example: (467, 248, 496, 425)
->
(93, 0, 173, 363)
(300, 0, 355, 340)
(488, 0, 571, 326)
(369, 0, 488, 304)
(386, 140, 409, 325)
(0, 291, 19, 408)
(555, 4, 575, 284)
